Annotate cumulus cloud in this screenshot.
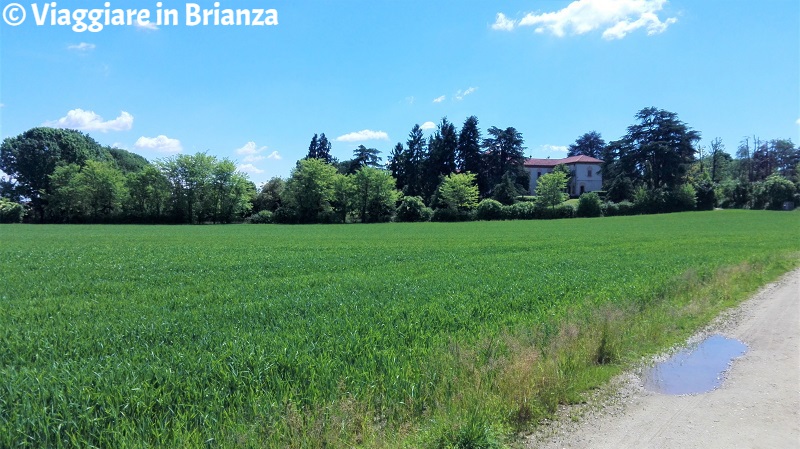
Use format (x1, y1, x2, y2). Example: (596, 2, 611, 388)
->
(433, 95, 446, 103)
(266, 151, 281, 160)
(68, 42, 96, 51)
(336, 130, 389, 142)
(455, 87, 477, 100)
(492, 13, 516, 31)
(541, 144, 569, 153)
(44, 109, 133, 132)
(237, 164, 265, 174)
(420, 121, 436, 131)
(235, 141, 267, 156)
(495, 0, 677, 40)
(796, 118, 800, 126)
(134, 135, 182, 154)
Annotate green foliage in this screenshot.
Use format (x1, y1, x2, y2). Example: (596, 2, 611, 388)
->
(438, 172, 480, 211)
(492, 172, 525, 205)
(395, 196, 433, 222)
(476, 199, 504, 221)
(752, 174, 796, 210)
(0, 127, 112, 220)
(281, 158, 340, 223)
(568, 131, 605, 159)
(352, 167, 400, 223)
(431, 206, 474, 222)
(716, 179, 751, 209)
(253, 177, 285, 213)
(124, 165, 171, 222)
(694, 178, 717, 211)
(0, 197, 24, 223)
(47, 160, 128, 223)
(602, 201, 636, 217)
(246, 209, 274, 224)
(576, 192, 602, 218)
(106, 147, 149, 173)
(1, 212, 797, 448)
(158, 153, 253, 223)
(603, 107, 700, 191)
(534, 171, 568, 209)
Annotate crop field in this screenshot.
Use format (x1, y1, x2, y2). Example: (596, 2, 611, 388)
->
(1, 210, 799, 448)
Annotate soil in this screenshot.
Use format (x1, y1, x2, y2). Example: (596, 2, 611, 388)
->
(526, 269, 800, 449)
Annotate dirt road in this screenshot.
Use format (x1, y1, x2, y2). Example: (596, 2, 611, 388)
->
(529, 269, 800, 449)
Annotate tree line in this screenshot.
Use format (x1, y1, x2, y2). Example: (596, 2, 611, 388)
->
(1, 107, 798, 224)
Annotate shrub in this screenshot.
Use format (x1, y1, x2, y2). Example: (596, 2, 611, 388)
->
(576, 192, 602, 218)
(694, 180, 716, 211)
(603, 201, 637, 217)
(716, 180, 751, 209)
(475, 199, 504, 221)
(431, 207, 473, 222)
(662, 184, 697, 213)
(272, 206, 299, 224)
(246, 210, 273, 224)
(395, 196, 433, 222)
(0, 198, 24, 223)
(753, 175, 796, 210)
(538, 203, 575, 220)
(505, 201, 537, 220)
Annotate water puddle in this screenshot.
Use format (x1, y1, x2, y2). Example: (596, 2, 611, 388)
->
(643, 334, 747, 395)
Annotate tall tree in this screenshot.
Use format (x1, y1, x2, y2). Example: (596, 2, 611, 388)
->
(352, 166, 400, 223)
(535, 171, 568, 210)
(568, 131, 605, 158)
(47, 160, 127, 222)
(0, 127, 111, 221)
(423, 117, 459, 200)
(482, 126, 527, 197)
(457, 116, 484, 193)
(125, 164, 170, 222)
(348, 145, 382, 173)
(403, 125, 426, 197)
(437, 172, 479, 211)
(305, 133, 333, 164)
(605, 107, 700, 192)
(387, 142, 406, 190)
(281, 157, 340, 223)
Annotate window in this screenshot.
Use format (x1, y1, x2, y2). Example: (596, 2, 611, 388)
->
(537, 171, 541, 178)
(588, 167, 593, 177)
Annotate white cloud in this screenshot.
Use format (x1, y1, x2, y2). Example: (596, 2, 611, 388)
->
(336, 129, 389, 142)
(455, 87, 478, 100)
(541, 144, 569, 153)
(134, 19, 158, 30)
(237, 164, 265, 174)
(421, 121, 436, 131)
(492, 13, 516, 31)
(111, 142, 127, 150)
(235, 141, 267, 155)
(405, 96, 415, 105)
(0, 103, 4, 108)
(497, 0, 677, 40)
(67, 42, 96, 51)
(433, 95, 446, 103)
(134, 135, 182, 153)
(44, 109, 133, 132)
(266, 151, 282, 160)
(796, 118, 800, 126)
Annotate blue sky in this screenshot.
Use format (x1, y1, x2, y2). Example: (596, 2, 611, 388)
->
(1, 0, 798, 186)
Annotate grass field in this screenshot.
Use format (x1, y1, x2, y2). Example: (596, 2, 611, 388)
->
(1, 210, 798, 448)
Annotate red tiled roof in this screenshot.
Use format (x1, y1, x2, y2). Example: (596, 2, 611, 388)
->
(524, 155, 603, 167)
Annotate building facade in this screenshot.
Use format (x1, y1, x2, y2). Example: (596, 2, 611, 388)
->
(524, 155, 603, 197)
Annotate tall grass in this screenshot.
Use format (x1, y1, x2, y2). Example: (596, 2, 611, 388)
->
(1, 210, 798, 447)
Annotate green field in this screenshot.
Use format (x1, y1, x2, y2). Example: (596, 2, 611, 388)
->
(1, 211, 799, 448)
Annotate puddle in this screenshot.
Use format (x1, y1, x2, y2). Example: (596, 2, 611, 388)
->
(643, 334, 747, 395)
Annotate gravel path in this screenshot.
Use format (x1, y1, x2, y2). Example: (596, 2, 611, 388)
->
(527, 269, 800, 449)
